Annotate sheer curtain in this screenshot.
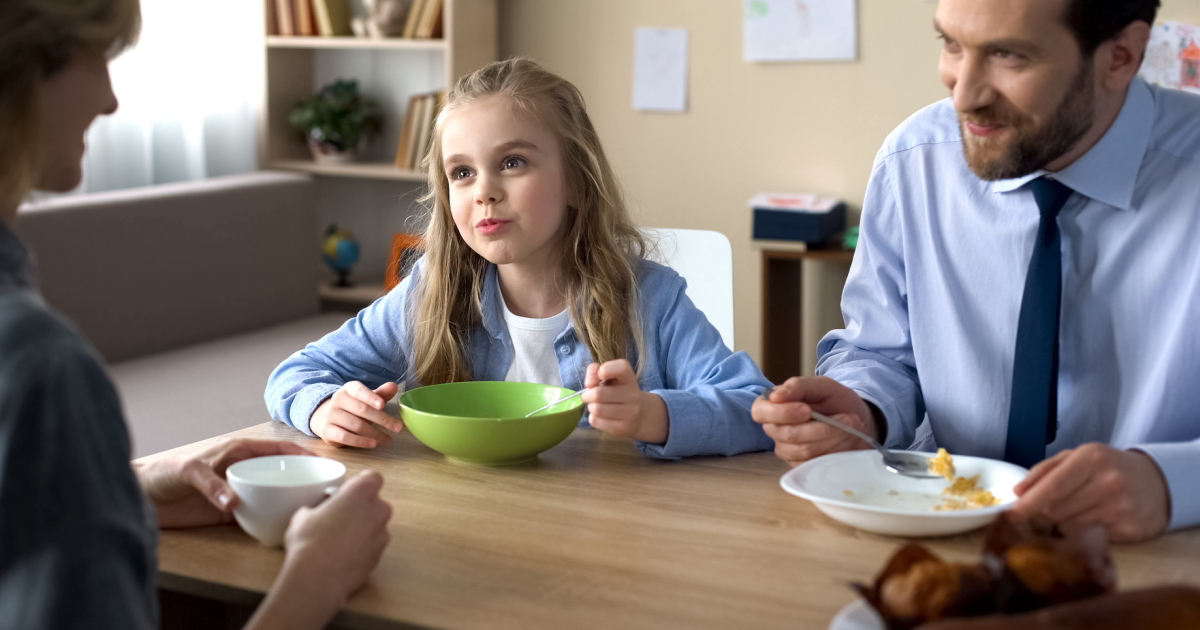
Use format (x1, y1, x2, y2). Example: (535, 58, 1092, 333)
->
(77, 0, 263, 194)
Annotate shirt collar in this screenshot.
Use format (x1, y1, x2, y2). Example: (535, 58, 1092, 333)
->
(991, 77, 1154, 212)
(0, 220, 36, 291)
(480, 263, 505, 339)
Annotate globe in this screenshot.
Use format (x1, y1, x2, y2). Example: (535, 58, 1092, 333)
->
(322, 224, 361, 287)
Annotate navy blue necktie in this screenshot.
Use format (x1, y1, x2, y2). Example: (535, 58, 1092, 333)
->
(1004, 177, 1073, 468)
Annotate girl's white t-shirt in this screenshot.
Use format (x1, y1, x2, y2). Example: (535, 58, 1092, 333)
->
(498, 284, 570, 387)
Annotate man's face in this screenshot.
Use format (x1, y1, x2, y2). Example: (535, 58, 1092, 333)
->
(936, 0, 1097, 180)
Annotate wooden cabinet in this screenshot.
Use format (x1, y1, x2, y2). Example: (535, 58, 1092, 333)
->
(758, 242, 854, 384)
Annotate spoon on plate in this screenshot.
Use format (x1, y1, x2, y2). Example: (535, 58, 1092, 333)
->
(523, 379, 615, 418)
(808, 410, 942, 479)
(761, 387, 941, 479)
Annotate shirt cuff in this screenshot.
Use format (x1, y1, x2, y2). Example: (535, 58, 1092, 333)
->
(635, 389, 702, 460)
(849, 388, 905, 450)
(1132, 441, 1200, 531)
(289, 383, 341, 437)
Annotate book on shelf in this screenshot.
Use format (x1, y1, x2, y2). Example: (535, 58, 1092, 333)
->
(295, 0, 316, 36)
(415, 0, 443, 39)
(407, 94, 432, 169)
(393, 91, 444, 170)
(403, 95, 427, 168)
(274, 0, 295, 36)
(313, 0, 352, 36)
(415, 94, 434, 168)
(394, 94, 420, 169)
(401, 0, 426, 39)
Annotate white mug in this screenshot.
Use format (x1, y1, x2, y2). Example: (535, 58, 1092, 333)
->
(226, 455, 346, 547)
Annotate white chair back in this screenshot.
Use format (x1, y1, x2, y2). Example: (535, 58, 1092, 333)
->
(643, 228, 735, 349)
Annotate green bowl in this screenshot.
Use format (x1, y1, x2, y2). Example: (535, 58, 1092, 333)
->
(399, 381, 585, 466)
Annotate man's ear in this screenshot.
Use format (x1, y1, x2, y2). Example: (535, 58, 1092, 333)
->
(1096, 20, 1152, 91)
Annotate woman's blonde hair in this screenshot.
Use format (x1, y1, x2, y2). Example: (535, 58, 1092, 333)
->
(410, 58, 649, 385)
(0, 0, 140, 212)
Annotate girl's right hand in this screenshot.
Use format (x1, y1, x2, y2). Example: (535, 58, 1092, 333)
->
(310, 381, 404, 448)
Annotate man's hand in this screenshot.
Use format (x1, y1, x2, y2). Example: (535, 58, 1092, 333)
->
(751, 376, 875, 466)
(581, 360, 668, 445)
(1010, 443, 1170, 543)
(311, 381, 403, 448)
(136, 438, 314, 529)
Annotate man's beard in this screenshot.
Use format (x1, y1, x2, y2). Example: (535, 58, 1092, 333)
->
(959, 63, 1095, 181)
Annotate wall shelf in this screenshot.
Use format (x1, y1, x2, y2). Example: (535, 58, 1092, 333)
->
(262, 0, 495, 302)
(269, 159, 425, 181)
(261, 0, 496, 171)
(266, 36, 447, 51)
(319, 282, 388, 310)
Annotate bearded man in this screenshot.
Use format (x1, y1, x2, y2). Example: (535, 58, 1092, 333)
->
(753, 0, 1200, 543)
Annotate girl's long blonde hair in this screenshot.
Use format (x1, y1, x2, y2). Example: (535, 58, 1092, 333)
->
(410, 58, 649, 385)
(0, 0, 140, 213)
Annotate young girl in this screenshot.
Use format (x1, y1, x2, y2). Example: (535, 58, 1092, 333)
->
(266, 58, 774, 459)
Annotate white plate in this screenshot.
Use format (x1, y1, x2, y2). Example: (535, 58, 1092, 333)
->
(781, 450, 1028, 537)
(829, 599, 883, 630)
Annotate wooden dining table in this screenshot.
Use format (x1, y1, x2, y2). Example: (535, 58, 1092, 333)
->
(143, 421, 1200, 630)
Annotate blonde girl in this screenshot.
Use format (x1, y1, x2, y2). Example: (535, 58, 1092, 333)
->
(267, 58, 774, 458)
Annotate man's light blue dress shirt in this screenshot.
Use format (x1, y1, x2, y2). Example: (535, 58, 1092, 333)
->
(266, 258, 775, 459)
(817, 78, 1200, 530)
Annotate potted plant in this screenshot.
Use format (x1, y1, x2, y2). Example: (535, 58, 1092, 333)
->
(289, 79, 384, 164)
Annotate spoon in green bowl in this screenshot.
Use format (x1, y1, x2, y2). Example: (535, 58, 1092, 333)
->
(523, 379, 615, 418)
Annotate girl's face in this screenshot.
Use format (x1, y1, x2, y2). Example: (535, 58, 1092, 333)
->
(38, 51, 118, 192)
(441, 95, 570, 271)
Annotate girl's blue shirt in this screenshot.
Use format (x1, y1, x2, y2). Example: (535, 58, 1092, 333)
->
(265, 257, 775, 459)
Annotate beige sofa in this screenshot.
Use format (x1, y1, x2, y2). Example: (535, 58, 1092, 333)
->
(17, 172, 349, 457)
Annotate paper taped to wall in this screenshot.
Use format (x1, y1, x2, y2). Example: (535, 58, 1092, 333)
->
(633, 27, 689, 112)
(1139, 20, 1200, 94)
(743, 0, 857, 62)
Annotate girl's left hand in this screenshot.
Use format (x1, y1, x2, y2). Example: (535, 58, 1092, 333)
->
(135, 438, 315, 529)
(582, 360, 668, 444)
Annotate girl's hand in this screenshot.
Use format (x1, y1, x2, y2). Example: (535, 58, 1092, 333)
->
(136, 438, 315, 529)
(311, 381, 404, 448)
(581, 360, 668, 445)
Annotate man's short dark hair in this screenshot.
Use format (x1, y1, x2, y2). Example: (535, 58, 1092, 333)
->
(1065, 0, 1160, 55)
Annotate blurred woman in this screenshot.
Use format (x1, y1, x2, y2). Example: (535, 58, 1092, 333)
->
(0, 1, 392, 627)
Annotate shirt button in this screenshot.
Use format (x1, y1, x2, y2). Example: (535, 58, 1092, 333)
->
(559, 345, 571, 355)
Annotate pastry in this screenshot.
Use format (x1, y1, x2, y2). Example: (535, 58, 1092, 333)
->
(854, 514, 1114, 630)
(917, 586, 1200, 629)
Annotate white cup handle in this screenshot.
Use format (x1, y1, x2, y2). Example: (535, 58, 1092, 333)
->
(323, 485, 339, 498)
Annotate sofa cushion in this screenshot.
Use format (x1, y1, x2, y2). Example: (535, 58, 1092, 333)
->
(17, 172, 319, 363)
(111, 313, 349, 458)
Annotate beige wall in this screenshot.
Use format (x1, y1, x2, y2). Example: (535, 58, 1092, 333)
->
(499, 0, 1200, 373)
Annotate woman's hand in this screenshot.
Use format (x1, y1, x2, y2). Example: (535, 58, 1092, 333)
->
(581, 360, 668, 445)
(136, 438, 314, 529)
(311, 381, 404, 448)
(244, 470, 394, 630)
